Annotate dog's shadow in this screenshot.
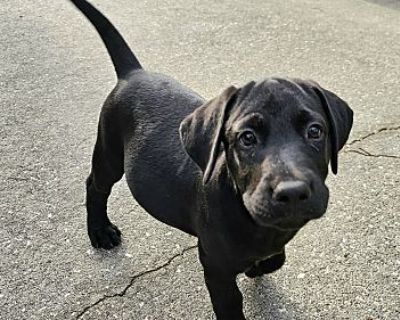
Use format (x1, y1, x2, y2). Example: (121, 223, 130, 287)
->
(240, 276, 307, 320)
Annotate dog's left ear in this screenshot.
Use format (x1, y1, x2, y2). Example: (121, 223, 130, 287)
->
(300, 80, 353, 174)
(180, 86, 239, 184)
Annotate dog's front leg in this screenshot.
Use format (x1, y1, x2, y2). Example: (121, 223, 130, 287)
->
(199, 245, 246, 320)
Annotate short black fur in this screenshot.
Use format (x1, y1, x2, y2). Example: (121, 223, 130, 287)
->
(69, 1, 353, 319)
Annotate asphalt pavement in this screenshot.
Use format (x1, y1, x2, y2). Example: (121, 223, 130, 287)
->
(1, 0, 399, 319)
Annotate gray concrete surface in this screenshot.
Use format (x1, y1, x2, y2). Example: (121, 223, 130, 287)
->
(1, 0, 399, 319)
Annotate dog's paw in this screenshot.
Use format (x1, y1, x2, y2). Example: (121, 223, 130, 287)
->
(245, 252, 285, 278)
(89, 223, 122, 249)
(245, 265, 264, 278)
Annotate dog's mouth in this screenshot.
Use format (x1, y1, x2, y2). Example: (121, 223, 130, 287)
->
(249, 212, 309, 230)
(242, 193, 327, 230)
(249, 210, 311, 230)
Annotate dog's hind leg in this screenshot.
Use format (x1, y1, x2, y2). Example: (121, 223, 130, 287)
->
(86, 108, 124, 249)
(245, 250, 286, 278)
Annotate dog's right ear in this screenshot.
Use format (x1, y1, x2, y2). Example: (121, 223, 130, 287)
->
(179, 86, 239, 184)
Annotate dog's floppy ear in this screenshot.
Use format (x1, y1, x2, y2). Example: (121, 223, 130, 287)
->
(180, 86, 239, 184)
(313, 86, 353, 174)
(301, 80, 353, 174)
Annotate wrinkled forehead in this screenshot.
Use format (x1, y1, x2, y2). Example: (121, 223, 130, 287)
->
(228, 78, 325, 126)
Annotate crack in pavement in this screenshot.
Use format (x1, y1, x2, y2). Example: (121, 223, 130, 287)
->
(75, 244, 198, 319)
(347, 125, 400, 146)
(344, 147, 400, 159)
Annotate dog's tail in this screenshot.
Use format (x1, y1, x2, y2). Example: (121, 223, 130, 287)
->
(69, 0, 142, 78)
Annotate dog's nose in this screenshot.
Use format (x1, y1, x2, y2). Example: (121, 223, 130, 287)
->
(273, 181, 311, 205)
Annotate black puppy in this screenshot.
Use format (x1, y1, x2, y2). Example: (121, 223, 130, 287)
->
(70, 1, 353, 319)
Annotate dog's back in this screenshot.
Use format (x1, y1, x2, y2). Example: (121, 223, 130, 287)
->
(69, 0, 207, 235)
(111, 70, 205, 234)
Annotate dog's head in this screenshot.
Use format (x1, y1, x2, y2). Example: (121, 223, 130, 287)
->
(180, 78, 353, 230)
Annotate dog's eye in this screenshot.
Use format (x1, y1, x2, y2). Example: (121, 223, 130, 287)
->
(238, 130, 257, 147)
(307, 124, 324, 140)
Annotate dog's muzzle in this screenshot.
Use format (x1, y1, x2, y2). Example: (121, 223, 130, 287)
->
(243, 179, 329, 230)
